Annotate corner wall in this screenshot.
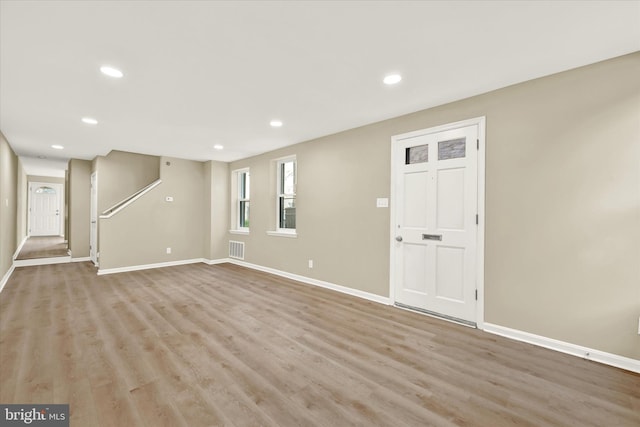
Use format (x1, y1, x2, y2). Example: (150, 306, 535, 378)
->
(98, 157, 206, 270)
(0, 132, 19, 284)
(229, 52, 640, 360)
(94, 150, 160, 213)
(68, 159, 91, 258)
(204, 160, 230, 261)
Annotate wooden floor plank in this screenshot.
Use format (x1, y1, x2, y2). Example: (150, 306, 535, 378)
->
(0, 262, 638, 427)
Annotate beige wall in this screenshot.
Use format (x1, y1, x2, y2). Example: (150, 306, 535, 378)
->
(68, 159, 91, 258)
(16, 160, 27, 246)
(95, 150, 160, 213)
(99, 157, 206, 270)
(229, 52, 640, 360)
(27, 175, 64, 184)
(204, 160, 230, 260)
(0, 132, 19, 282)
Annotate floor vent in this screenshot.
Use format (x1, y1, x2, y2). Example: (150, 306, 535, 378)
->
(229, 241, 245, 260)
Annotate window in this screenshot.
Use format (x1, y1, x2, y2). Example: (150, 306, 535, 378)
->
(277, 156, 296, 232)
(231, 168, 250, 233)
(35, 186, 56, 194)
(238, 170, 250, 229)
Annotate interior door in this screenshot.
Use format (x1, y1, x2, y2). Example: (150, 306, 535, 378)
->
(393, 123, 479, 325)
(90, 172, 98, 265)
(29, 183, 62, 236)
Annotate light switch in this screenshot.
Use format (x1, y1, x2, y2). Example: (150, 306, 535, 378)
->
(376, 198, 389, 208)
(165, 196, 174, 202)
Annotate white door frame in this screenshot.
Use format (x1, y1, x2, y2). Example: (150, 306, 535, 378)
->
(90, 172, 98, 265)
(28, 181, 64, 237)
(389, 116, 486, 329)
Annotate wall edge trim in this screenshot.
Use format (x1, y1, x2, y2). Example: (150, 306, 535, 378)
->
(13, 257, 71, 267)
(13, 236, 28, 259)
(97, 258, 205, 275)
(208, 258, 391, 306)
(483, 322, 640, 374)
(0, 265, 16, 294)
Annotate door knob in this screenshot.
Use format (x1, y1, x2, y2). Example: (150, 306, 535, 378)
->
(395, 236, 403, 242)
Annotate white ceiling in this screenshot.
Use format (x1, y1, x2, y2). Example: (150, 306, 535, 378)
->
(1, 1, 639, 176)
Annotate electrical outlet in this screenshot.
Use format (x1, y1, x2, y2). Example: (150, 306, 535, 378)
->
(308, 259, 313, 269)
(166, 247, 171, 254)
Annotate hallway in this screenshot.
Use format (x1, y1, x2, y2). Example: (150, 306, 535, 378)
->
(14, 236, 69, 266)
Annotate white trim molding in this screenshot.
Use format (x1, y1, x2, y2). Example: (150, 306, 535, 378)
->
(0, 265, 16, 294)
(13, 236, 28, 260)
(97, 258, 204, 275)
(216, 258, 390, 306)
(266, 230, 297, 238)
(100, 179, 162, 219)
(13, 256, 71, 267)
(484, 323, 640, 374)
(71, 257, 92, 263)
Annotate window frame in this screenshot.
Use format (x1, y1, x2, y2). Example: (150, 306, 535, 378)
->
(230, 167, 250, 234)
(270, 155, 297, 237)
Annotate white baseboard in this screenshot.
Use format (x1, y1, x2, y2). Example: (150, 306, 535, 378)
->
(209, 258, 391, 306)
(484, 323, 640, 374)
(97, 258, 205, 275)
(203, 258, 231, 266)
(13, 256, 72, 267)
(0, 265, 16, 293)
(71, 257, 91, 263)
(93, 257, 640, 374)
(12, 236, 28, 260)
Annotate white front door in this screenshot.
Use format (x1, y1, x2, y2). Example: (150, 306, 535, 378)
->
(90, 172, 98, 265)
(391, 118, 484, 325)
(29, 182, 62, 236)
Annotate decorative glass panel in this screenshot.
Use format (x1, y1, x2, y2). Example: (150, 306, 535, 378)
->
(35, 186, 56, 194)
(438, 138, 466, 160)
(405, 144, 429, 164)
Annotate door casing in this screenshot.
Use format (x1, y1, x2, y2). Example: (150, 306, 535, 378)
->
(389, 117, 486, 329)
(28, 181, 64, 237)
(90, 172, 98, 265)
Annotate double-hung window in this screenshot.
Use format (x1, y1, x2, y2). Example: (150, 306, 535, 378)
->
(276, 156, 296, 232)
(232, 168, 250, 233)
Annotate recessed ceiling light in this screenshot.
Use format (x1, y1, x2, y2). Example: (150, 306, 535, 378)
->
(270, 120, 283, 128)
(51, 145, 64, 150)
(383, 74, 402, 85)
(213, 144, 224, 150)
(82, 117, 98, 125)
(100, 65, 124, 78)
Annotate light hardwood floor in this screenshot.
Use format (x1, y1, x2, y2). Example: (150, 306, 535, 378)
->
(15, 236, 68, 260)
(0, 262, 638, 426)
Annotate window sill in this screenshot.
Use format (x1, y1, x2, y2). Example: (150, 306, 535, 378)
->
(266, 230, 297, 238)
(229, 230, 250, 235)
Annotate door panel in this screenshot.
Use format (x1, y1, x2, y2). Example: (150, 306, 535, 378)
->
(403, 243, 428, 294)
(435, 246, 465, 301)
(437, 168, 465, 230)
(403, 171, 428, 228)
(393, 123, 479, 324)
